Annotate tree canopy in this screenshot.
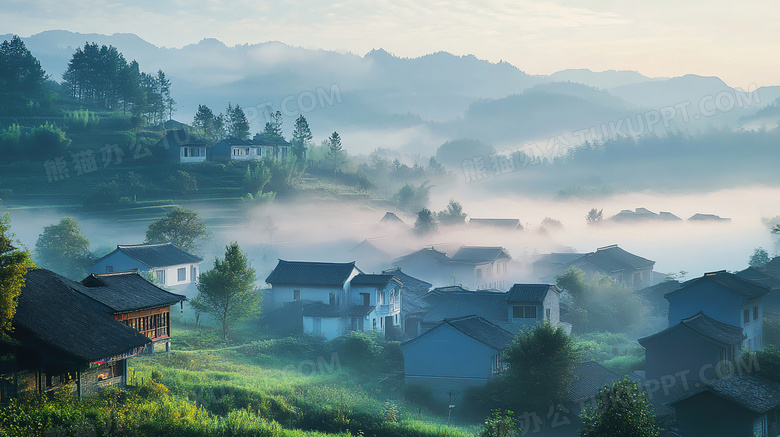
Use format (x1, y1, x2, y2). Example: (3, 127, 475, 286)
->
(194, 242, 260, 339)
(0, 35, 47, 115)
(226, 103, 250, 140)
(0, 212, 35, 339)
(34, 216, 91, 279)
(193, 104, 225, 144)
(579, 378, 659, 437)
(413, 208, 437, 236)
(501, 321, 579, 411)
(437, 199, 467, 226)
(145, 208, 207, 253)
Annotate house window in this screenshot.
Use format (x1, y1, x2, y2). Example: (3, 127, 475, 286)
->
(293, 290, 301, 301)
(183, 147, 189, 157)
(379, 292, 385, 305)
(329, 293, 336, 305)
(178, 267, 186, 281)
(360, 293, 370, 306)
(106, 265, 113, 273)
(754, 306, 759, 321)
(192, 266, 197, 281)
(512, 306, 537, 319)
(744, 309, 750, 325)
(155, 269, 166, 284)
(312, 318, 321, 335)
(491, 352, 505, 375)
(546, 308, 551, 320)
(373, 318, 377, 330)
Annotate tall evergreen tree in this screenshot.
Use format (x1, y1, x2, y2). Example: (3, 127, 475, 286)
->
(291, 115, 313, 159)
(327, 131, 344, 173)
(226, 103, 250, 140)
(0, 35, 47, 115)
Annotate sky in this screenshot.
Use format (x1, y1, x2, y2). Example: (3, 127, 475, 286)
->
(2, 0, 778, 88)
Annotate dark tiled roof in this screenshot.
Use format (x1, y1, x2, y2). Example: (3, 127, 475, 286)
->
(343, 305, 374, 317)
(265, 260, 359, 286)
(763, 257, 780, 278)
(431, 285, 472, 293)
(736, 267, 780, 290)
(671, 375, 780, 414)
(79, 272, 186, 314)
(569, 245, 654, 273)
(566, 361, 620, 402)
(506, 284, 557, 303)
(443, 315, 515, 350)
(533, 253, 585, 266)
(394, 247, 449, 264)
(421, 291, 508, 324)
(402, 296, 430, 315)
(469, 218, 521, 229)
(220, 137, 250, 146)
(96, 243, 202, 268)
(382, 267, 432, 294)
(450, 246, 511, 263)
(674, 270, 770, 301)
(639, 312, 744, 347)
(155, 129, 208, 149)
(380, 212, 404, 224)
(15, 269, 150, 363)
(351, 273, 401, 287)
(636, 280, 682, 297)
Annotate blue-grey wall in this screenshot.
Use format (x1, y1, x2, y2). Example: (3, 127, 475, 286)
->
(667, 282, 741, 327)
(643, 325, 726, 382)
(91, 251, 149, 275)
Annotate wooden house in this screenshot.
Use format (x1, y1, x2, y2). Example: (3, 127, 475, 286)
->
(77, 271, 186, 353)
(0, 269, 150, 399)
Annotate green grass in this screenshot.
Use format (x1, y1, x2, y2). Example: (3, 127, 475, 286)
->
(575, 332, 645, 375)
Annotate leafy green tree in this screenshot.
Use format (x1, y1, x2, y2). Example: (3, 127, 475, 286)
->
(145, 208, 207, 253)
(195, 242, 260, 339)
(742, 345, 780, 383)
(501, 321, 579, 411)
(327, 131, 345, 173)
(243, 162, 272, 196)
(413, 208, 437, 236)
(226, 103, 250, 140)
(0, 35, 47, 115)
(579, 378, 659, 437)
(263, 110, 284, 139)
(395, 182, 431, 212)
(166, 170, 197, 196)
(586, 208, 603, 225)
(291, 115, 313, 160)
(479, 410, 517, 437)
(34, 217, 91, 279)
(0, 212, 35, 339)
(193, 104, 225, 143)
(437, 199, 467, 226)
(750, 247, 770, 268)
(556, 266, 587, 302)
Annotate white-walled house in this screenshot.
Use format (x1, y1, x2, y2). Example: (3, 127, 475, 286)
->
(264, 261, 402, 340)
(90, 243, 202, 288)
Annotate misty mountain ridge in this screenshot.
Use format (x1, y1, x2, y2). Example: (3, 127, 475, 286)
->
(6, 30, 778, 147)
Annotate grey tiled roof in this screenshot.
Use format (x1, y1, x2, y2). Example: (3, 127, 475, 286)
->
(444, 315, 515, 350)
(671, 375, 780, 414)
(265, 260, 359, 286)
(351, 273, 401, 287)
(506, 284, 557, 303)
(450, 246, 511, 263)
(15, 269, 150, 363)
(382, 267, 431, 295)
(675, 270, 770, 301)
(639, 312, 744, 347)
(569, 245, 654, 273)
(96, 243, 202, 268)
(79, 271, 186, 314)
(736, 267, 780, 290)
(421, 291, 508, 324)
(566, 361, 620, 402)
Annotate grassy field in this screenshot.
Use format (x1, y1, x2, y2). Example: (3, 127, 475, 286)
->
(0, 321, 479, 437)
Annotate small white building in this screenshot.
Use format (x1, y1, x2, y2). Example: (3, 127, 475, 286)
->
(265, 260, 402, 340)
(90, 243, 202, 288)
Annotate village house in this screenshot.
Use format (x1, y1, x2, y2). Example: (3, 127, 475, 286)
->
(76, 271, 186, 353)
(417, 284, 562, 333)
(565, 244, 658, 290)
(155, 129, 209, 164)
(382, 267, 432, 337)
(393, 245, 512, 290)
(264, 260, 402, 340)
(212, 136, 292, 162)
(90, 243, 202, 289)
(401, 315, 515, 401)
(737, 257, 780, 315)
(639, 312, 745, 383)
(0, 269, 150, 399)
(666, 270, 769, 351)
(670, 375, 780, 437)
